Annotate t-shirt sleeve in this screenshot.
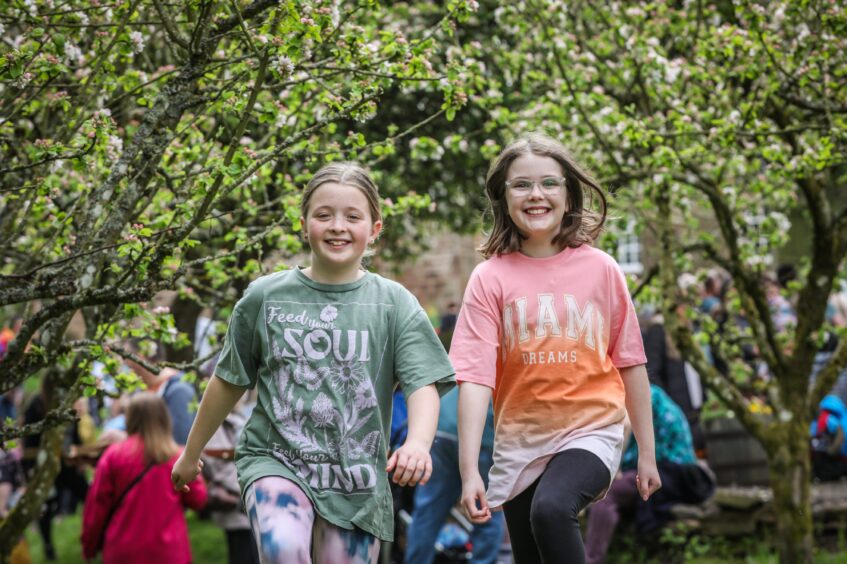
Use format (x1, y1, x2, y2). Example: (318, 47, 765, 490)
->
(214, 288, 262, 388)
(607, 262, 647, 368)
(394, 290, 456, 399)
(449, 266, 501, 389)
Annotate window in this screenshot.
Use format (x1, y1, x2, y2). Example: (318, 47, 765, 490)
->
(616, 219, 644, 275)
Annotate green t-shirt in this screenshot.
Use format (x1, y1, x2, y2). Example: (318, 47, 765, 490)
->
(214, 268, 455, 540)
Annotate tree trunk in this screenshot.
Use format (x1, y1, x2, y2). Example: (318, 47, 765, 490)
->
(0, 424, 66, 560)
(164, 295, 203, 363)
(767, 421, 814, 563)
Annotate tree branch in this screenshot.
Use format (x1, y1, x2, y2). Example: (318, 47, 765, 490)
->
(0, 409, 77, 443)
(152, 0, 190, 49)
(206, 0, 278, 44)
(775, 92, 847, 115)
(0, 281, 174, 389)
(0, 138, 96, 176)
(654, 183, 767, 434)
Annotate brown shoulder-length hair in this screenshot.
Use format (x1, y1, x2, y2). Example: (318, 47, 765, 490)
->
(126, 392, 179, 464)
(478, 133, 607, 259)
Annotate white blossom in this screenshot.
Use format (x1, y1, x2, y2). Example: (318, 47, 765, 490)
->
(665, 60, 682, 83)
(273, 56, 295, 77)
(64, 42, 83, 64)
(106, 135, 123, 160)
(129, 31, 145, 54)
(16, 72, 34, 89)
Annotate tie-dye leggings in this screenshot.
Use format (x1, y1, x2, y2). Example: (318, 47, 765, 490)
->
(244, 475, 380, 564)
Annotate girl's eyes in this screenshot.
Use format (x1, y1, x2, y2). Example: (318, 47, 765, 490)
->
(312, 212, 363, 221)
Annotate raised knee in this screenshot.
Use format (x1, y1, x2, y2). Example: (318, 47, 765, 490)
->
(530, 495, 578, 530)
(257, 530, 310, 564)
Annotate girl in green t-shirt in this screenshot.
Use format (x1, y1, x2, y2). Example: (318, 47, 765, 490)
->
(171, 162, 455, 563)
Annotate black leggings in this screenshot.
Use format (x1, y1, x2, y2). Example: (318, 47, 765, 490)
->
(503, 449, 610, 564)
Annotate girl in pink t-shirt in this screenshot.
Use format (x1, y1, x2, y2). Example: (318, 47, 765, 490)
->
(453, 133, 660, 563)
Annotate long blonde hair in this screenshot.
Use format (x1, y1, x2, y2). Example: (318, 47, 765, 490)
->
(479, 133, 607, 258)
(125, 392, 179, 464)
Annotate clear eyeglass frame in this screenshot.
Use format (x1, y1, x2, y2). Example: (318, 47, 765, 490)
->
(505, 176, 567, 194)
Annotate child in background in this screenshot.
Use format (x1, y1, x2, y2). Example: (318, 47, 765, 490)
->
(171, 162, 455, 563)
(452, 133, 660, 563)
(81, 393, 207, 563)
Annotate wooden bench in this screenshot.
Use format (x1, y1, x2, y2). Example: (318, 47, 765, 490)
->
(668, 481, 847, 536)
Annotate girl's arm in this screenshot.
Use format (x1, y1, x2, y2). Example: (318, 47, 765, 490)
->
(458, 381, 492, 523)
(180, 469, 209, 511)
(386, 383, 439, 487)
(171, 376, 245, 492)
(620, 364, 661, 500)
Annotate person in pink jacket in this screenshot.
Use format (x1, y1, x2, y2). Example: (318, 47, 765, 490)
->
(81, 392, 207, 563)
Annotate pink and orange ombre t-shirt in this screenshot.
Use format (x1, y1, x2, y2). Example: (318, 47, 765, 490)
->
(450, 244, 646, 507)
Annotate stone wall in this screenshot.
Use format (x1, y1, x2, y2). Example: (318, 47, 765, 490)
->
(379, 231, 483, 315)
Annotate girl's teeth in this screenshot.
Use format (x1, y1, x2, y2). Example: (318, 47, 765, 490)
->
(526, 209, 547, 215)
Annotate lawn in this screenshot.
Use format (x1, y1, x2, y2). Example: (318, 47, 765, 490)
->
(17, 508, 847, 563)
(22, 510, 228, 563)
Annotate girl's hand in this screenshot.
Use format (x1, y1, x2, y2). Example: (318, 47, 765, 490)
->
(386, 439, 432, 486)
(461, 472, 492, 523)
(636, 458, 662, 501)
(172, 452, 203, 493)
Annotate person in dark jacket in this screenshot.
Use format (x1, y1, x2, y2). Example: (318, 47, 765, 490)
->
(642, 313, 705, 452)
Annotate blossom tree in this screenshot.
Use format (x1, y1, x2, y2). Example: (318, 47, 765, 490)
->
(0, 0, 479, 551)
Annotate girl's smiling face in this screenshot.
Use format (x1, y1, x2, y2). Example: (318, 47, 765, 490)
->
(302, 182, 382, 282)
(505, 153, 568, 257)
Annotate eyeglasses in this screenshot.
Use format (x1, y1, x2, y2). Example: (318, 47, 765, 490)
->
(505, 176, 566, 194)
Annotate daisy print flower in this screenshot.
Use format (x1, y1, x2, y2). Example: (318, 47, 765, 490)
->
(329, 358, 365, 394)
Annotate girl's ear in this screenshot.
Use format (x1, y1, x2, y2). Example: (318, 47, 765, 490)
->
(300, 216, 308, 240)
(369, 220, 383, 244)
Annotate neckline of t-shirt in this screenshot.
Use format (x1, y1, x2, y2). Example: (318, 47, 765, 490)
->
(294, 266, 372, 292)
(509, 244, 584, 263)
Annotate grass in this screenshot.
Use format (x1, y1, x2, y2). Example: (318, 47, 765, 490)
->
(605, 526, 847, 564)
(18, 508, 847, 563)
(22, 509, 228, 563)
